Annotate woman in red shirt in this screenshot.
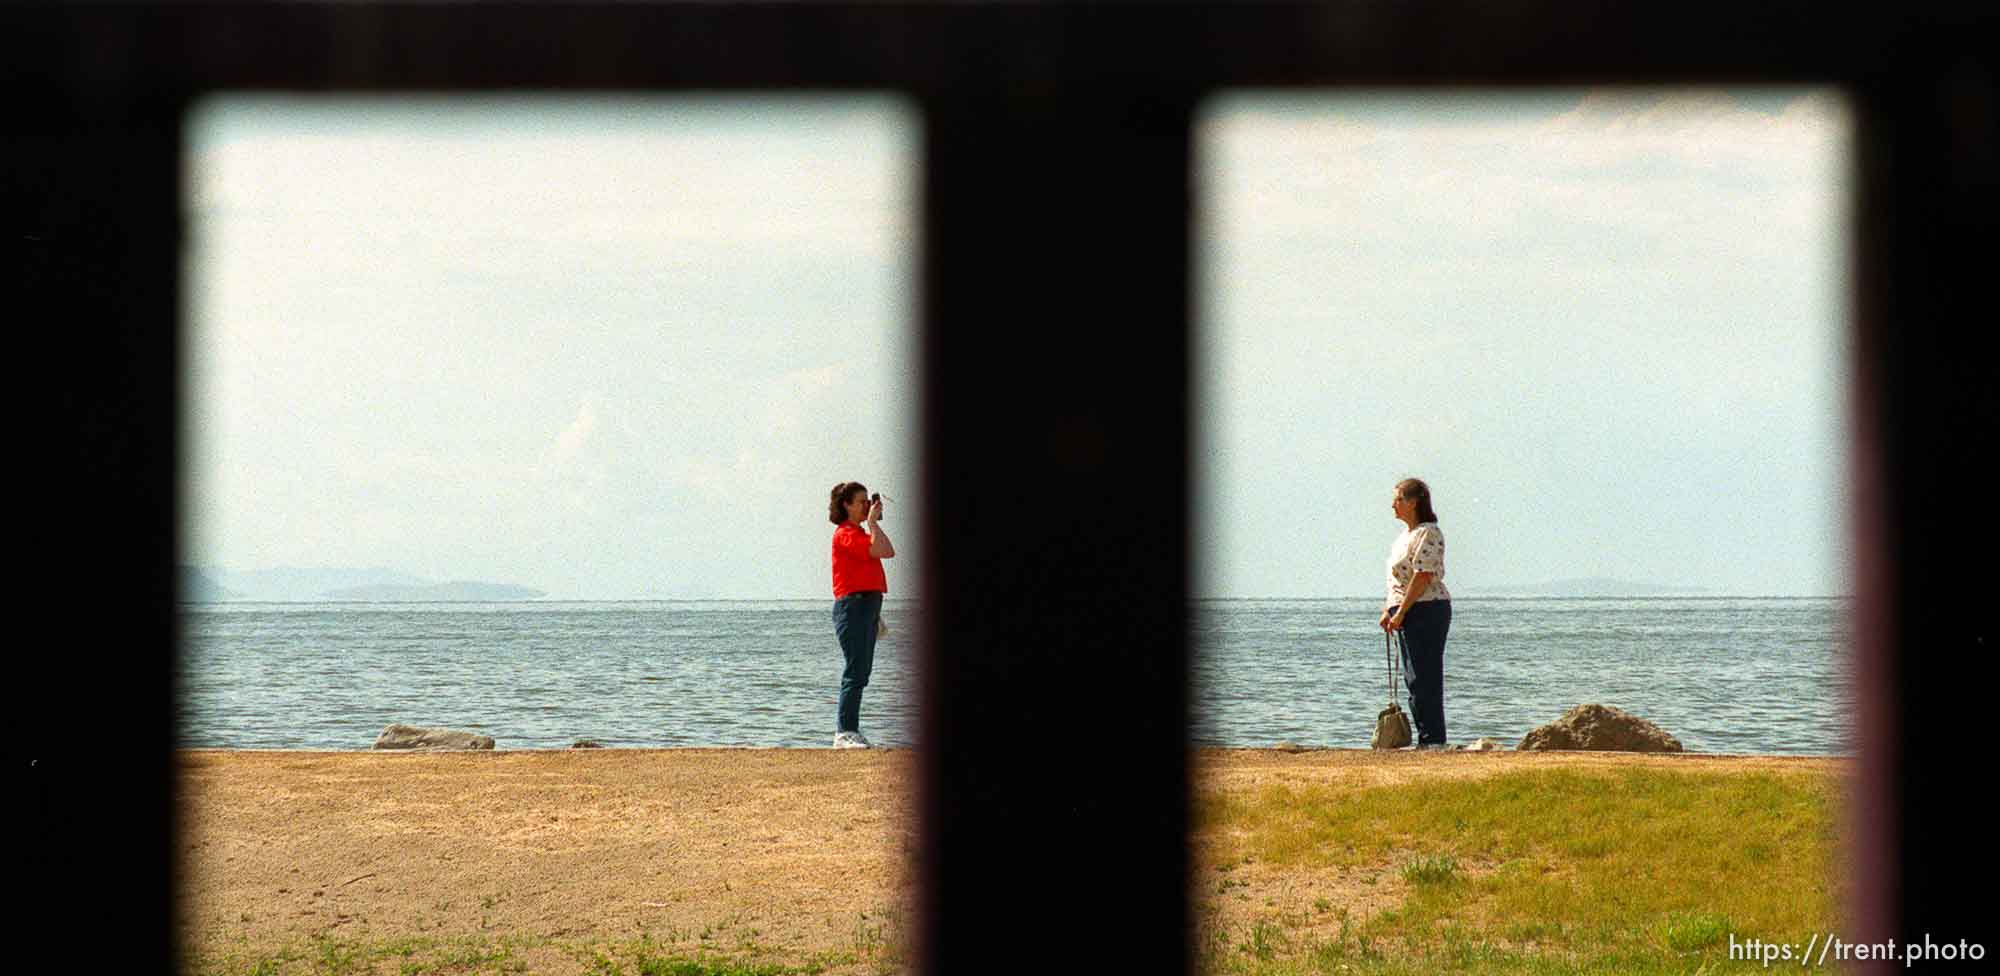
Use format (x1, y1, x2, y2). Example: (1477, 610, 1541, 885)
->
(828, 481, 895, 748)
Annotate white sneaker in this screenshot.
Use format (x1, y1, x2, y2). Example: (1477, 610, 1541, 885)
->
(832, 731, 871, 749)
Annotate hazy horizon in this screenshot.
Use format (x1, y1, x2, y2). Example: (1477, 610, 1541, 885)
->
(185, 89, 1851, 601)
(182, 562, 1842, 601)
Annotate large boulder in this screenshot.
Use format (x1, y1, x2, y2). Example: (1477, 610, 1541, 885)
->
(373, 724, 496, 751)
(1517, 704, 1683, 753)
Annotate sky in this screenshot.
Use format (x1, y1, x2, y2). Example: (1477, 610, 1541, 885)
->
(183, 95, 923, 599)
(184, 87, 1850, 600)
(1196, 88, 1851, 597)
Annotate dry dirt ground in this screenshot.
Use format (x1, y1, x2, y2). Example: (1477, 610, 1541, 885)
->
(177, 748, 1846, 974)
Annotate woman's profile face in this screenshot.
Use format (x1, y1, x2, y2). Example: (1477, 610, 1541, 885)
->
(1391, 491, 1412, 521)
(843, 489, 870, 523)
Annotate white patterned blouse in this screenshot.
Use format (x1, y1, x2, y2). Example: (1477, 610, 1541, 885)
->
(1385, 522, 1450, 610)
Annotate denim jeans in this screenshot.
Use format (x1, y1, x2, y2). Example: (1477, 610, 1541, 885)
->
(832, 590, 883, 734)
(1398, 600, 1451, 746)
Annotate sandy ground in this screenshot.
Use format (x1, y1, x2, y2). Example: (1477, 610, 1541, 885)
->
(176, 748, 1846, 973)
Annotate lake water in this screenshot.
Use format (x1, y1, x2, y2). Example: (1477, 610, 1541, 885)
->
(178, 597, 1851, 754)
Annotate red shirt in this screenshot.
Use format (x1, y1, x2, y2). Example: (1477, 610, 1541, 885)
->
(831, 521, 889, 598)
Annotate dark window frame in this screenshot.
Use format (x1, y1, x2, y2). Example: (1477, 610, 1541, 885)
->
(13, 3, 1996, 973)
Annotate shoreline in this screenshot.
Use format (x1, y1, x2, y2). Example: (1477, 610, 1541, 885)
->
(173, 745, 1857, 758)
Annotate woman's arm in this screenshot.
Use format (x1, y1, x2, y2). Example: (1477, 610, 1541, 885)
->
(1388, 572, 1434, 630)
(867, 504, 896, 558)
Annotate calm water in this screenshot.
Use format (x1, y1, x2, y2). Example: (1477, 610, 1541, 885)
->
(1191, 597, 1851, 755)
(178, 597, 1851, 754)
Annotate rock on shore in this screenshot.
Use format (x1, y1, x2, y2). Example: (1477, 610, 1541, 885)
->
(372, 724, 496, 751)
(1517, 704, 1684, 753)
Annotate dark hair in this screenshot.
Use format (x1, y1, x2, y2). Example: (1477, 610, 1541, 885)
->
(829, 481, 868, 525)
(1395, 478, 1439, 524)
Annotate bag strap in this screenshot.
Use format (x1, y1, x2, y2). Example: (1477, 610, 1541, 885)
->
(1385, 628, 1401, 707)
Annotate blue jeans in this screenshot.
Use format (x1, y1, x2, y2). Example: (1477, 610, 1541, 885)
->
(832, 591, 883, 733)
(1398, 600, 1451, 746)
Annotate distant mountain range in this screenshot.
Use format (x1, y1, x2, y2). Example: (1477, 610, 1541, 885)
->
(180, 566, 243, 602)
(181, 566, 545, 602)
(182, 569, 1746, 603)
(320, 581, 547, 601)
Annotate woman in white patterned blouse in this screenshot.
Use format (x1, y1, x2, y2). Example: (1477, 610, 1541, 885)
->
(1379, 477, 1452, 749)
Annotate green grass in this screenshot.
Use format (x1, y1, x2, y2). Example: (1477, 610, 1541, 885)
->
(1656, 910, 1734, 953)
(1400, 854, 1460, 886)
(1193, 766, 1844, 974)
(187, 906, 907, 976)
(187, 766, 1836, 975)
(189, 932, 539, 976)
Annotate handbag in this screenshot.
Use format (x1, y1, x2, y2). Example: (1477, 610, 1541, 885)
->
(1371, 629, 1412, 749)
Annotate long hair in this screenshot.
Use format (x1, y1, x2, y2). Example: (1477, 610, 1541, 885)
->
(829, 481, 868, 525)
(1395, 477, 1439, 524)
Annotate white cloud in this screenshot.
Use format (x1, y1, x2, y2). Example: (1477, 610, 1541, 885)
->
(184, 97, 922, 595)
(1203, 88, 1848, 249)
(186, 117, 914, 266)
(1195, 87, 1850, 597)
(1538, 88, 1847, 171)
(543, 394, 602, 474)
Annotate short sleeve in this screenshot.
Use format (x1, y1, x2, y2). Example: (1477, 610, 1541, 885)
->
(835, 525, 873, 558)
(1410, 527, 1445, 574)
